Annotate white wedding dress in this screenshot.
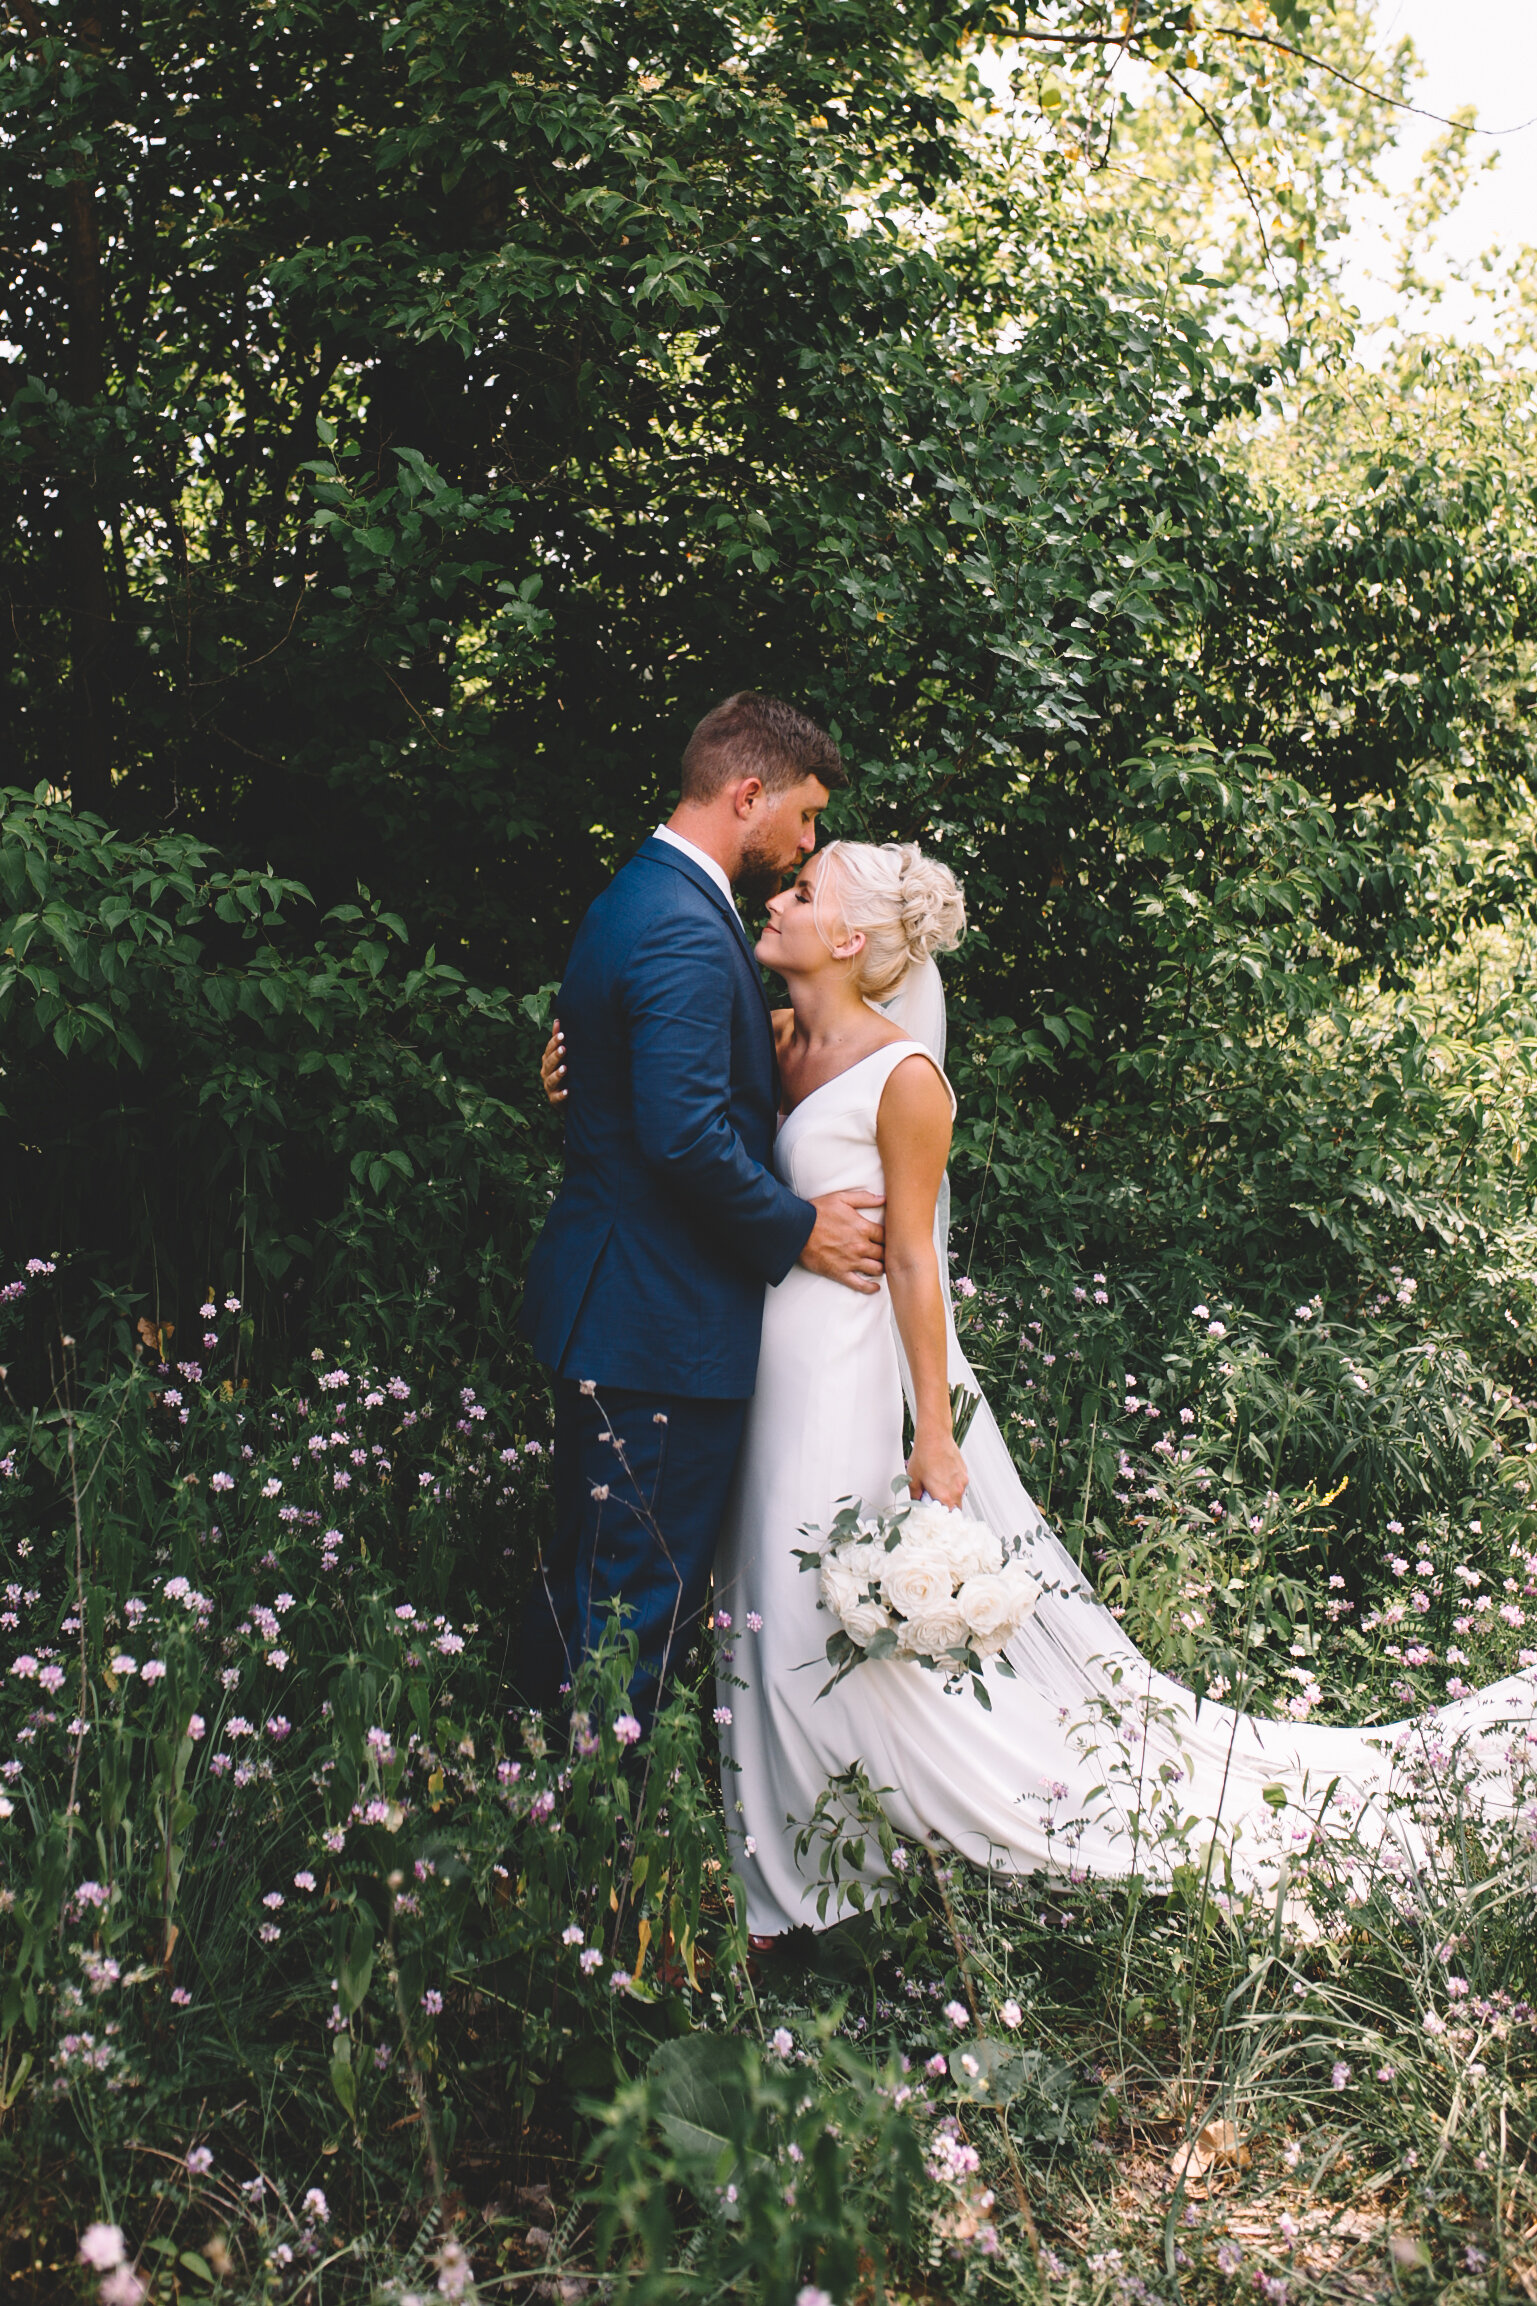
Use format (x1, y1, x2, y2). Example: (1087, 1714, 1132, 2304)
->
(714, 972, 1537, 1937)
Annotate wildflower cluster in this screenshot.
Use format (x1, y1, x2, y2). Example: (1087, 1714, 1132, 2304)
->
(959, 1267, 1536, 1723)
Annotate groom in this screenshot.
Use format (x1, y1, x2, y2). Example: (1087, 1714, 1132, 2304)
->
(516, 692, 885, 1722)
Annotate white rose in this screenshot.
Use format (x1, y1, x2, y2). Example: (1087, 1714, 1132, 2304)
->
(996, 1578, 1042, 1649)
(844, 1597, 895, 1649)
(989, 1561, 1041, 1644)
(999, 1558, 1041, 1612)
(820, 1559, 894, 1648)
(956, 1571, 1024, 1655)
(944, 1517, 1003, 1583)
(881, 1544, 956, 1620)
(899, 1501, 999, 1583)
(899, 1599, 972, 1660)
(820, 1559, 866, 1620)
(896, 1499, 951, 1547)
(837, 1539, 885, 1582)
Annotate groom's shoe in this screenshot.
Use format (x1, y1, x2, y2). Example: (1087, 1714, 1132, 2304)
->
(742, 1932, 777, 1987)
(742, 1925, 819, 1987)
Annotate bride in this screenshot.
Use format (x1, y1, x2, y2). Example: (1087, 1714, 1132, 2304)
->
(711, 839, 1537, 1938)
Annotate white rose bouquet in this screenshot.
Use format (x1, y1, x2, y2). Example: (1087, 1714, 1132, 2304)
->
(795, 1493, 1040, 1707)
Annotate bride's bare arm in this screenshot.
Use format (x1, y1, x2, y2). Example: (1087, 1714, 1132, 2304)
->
(876, 1057, 969, 1510)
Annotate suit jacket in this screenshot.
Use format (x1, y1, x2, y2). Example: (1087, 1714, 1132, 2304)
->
(520, 837, 817, 1397)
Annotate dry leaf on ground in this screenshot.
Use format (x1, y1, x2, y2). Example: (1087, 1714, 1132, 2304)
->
(1169, 2120, 1250, 2180)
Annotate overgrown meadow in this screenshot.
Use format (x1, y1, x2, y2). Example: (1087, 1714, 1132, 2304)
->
(9, 0, 1537, 2290)
(6, 759, 1537, 2302)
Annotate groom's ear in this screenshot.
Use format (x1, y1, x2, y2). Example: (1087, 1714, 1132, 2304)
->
(731, 775, 767, 819)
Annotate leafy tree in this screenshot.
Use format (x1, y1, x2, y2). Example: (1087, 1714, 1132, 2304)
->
(3, 0, 1529, 1004)
(1054, 0, 1417, 322)
(4, 0, 1537, 1359)
(0, 787, 556, 1356)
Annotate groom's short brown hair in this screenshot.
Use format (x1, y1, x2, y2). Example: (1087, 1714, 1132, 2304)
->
(680, 691, 845, 801)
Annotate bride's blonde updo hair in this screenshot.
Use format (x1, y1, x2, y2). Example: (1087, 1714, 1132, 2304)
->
(813, 840, 966, 1001)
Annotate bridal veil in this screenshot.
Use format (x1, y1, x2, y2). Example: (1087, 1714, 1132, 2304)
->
(877, 957, 1536, 1902)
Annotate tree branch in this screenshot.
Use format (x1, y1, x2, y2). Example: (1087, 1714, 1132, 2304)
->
(1013, 17, 1536, 140)
(1163, 65, 1288, 312)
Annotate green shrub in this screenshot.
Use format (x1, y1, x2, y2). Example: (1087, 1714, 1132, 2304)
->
(0, 786, 560, 1382)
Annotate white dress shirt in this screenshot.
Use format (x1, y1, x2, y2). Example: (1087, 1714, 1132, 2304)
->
(653, 822, 736, 908)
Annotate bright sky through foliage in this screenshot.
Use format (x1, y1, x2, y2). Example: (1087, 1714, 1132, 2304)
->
(1347, 0, 1537, 337)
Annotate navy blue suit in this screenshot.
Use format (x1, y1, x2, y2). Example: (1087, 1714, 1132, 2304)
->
(517, 838, 816, 1717)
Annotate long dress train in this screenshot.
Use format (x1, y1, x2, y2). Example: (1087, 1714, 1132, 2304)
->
(713, 1036, 1537, 1937)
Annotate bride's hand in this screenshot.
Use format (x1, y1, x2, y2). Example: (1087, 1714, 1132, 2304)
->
(906, 1428, 969, 1511)
(540, 1020, 567, 1106)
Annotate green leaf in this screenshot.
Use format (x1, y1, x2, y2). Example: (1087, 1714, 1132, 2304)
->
(645, 2036, 766, 2206)
(329, 2036, 356, 2118)
(338, 1912, 375, 2014)
(948, 2040, 1039, 2100)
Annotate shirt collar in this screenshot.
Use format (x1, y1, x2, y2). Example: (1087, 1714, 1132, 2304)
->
(653, 822, 735, 907)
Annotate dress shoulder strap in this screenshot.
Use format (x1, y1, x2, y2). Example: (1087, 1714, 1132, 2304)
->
(867, 1038, 957, 1119)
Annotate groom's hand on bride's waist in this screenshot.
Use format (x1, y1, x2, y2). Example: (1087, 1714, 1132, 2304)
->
(799, 1190, 885, 1293)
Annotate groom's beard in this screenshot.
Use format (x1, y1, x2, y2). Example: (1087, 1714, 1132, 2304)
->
(736, 834, 796, 908)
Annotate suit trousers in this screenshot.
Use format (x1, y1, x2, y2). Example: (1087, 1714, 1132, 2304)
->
(514, 1379, 750, 1727)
